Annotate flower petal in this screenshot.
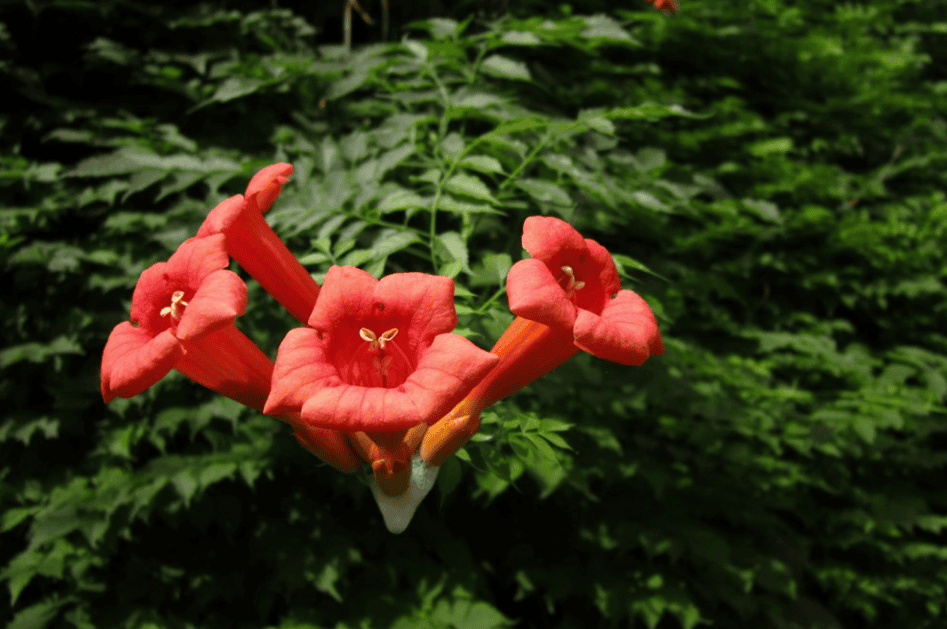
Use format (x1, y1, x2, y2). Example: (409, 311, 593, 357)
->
(101, 322, 183, 402)
(176, 269, 248, 341)
(130, 261, 175, 334)
(373, 272, 458, 352)
(299, 334, 498, 432)
(522, 215, 586, 264)
(302, 384, 424, 432)
(573, 289, 664, 366)
(583, 237, 622, 301)
(307, 265, 377, 330)
(264, 328, 342, 418)
(196, 195, 247, 238)
(245, 163, 293, 214)
(401, 333, 499, 426)
(172, 235, 230, 294)
(506, 258, 576, 329)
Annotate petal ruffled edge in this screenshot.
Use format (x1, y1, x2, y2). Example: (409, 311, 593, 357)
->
(374, 272, 458, 353)
(264, 327, 342, 418)
(401, 333, 499, 426)
(196, 195, 247, 238)
(573, 289, 664, 366)
(521, 215, 586, 264)
(101, 323, 183, 402)
(299, 333, 498, 432)
(506, 258, 576, 330)
(176, 269, 248, 341)
(246, 163, 293, 214)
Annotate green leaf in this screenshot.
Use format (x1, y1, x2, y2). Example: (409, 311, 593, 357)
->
(444, 173, 497, 203)
(211, 76, 268, 102)
(369, 230, 420, 258)
(437, 457, 462, 507)
(437, 195, 503, 216)
(580, 14, 636, 43)
(457, 155, 505, 175)
(378, 189, 425, 213)
(480, 55, 532, 81)
(851, 417, 876, 444)
(7, 598, 66, 629)
(435, 231, 469, 273)
(747, 137, 794, 157)
(516, 178, 572, 208)
(488, 117, 548, 136)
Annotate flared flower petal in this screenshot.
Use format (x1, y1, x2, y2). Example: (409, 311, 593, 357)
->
(267, 266, 498, 434)
(176, 269, 248, 341)
(264, 328, 342, 418)
(509, 216, 621, 326)
(101, 323, 183, 403)
(298, 333, 497, 432)
(245, 162, 293, 214)
(196, 164, 320, 324)
(101, 234, 271, 408)
(574, 289, 665, 366)
(130, 235, 233, 338)
(506, 258, 576, 329)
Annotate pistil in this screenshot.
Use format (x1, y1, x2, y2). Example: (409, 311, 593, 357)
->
(560, 265, 586, 294)
(357, 327, 401, 387)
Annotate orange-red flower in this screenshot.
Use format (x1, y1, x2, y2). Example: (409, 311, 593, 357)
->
(100, 235, 273, 410)
(646, 0, 681, 14)
(421, 216, 664, 466)
(265, 265, 499, 493)
(197, 163, 320, 324)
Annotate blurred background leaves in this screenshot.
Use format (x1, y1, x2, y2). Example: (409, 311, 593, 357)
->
(2, 0, 947, 627)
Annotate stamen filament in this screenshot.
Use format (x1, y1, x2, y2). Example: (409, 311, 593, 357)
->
(160, 290, 189, 319)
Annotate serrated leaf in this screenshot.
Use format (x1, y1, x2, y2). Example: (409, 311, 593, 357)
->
(370, 230, 420, 258)
(452, 92, 508, 109)
(457, 155, 504, 174)
(500, 31, 542, 46)
(377, 144, 415, 178)
(435, 231, 469, 271)
(444, 173, 496, 203)
(198, 461, 238, 488)
(211, 76, 267, 102)
(516, 179, 572, 208)
(7, 598, 65, 629)
(378, 189, 425, 213)
(481, 55, 532, 81)
(581, 14, 635, 43)
(437, 195, 503, 216)
(489, 117, 547, 136)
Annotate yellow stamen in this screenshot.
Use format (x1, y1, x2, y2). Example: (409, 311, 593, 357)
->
(159, 291, 188, 320)
(560, 266, 586, 291)
(359, 327, 398, 351)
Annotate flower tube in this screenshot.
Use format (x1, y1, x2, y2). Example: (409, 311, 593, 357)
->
(196, 163, 320, 324)
(420, 216, 664, 467)
(265, 265, 499, 495)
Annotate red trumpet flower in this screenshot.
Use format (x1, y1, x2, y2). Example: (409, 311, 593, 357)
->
(197, 163, 320, 325)
(100, 235, 272, 410)
(421, 216, 664, 467)
(265, 265, 499, 494)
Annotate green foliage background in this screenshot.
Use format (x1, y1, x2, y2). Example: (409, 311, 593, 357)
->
(3, 0, 947, 627)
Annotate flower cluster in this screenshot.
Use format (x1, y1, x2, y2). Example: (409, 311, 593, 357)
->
(102, 163, 663, 530)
